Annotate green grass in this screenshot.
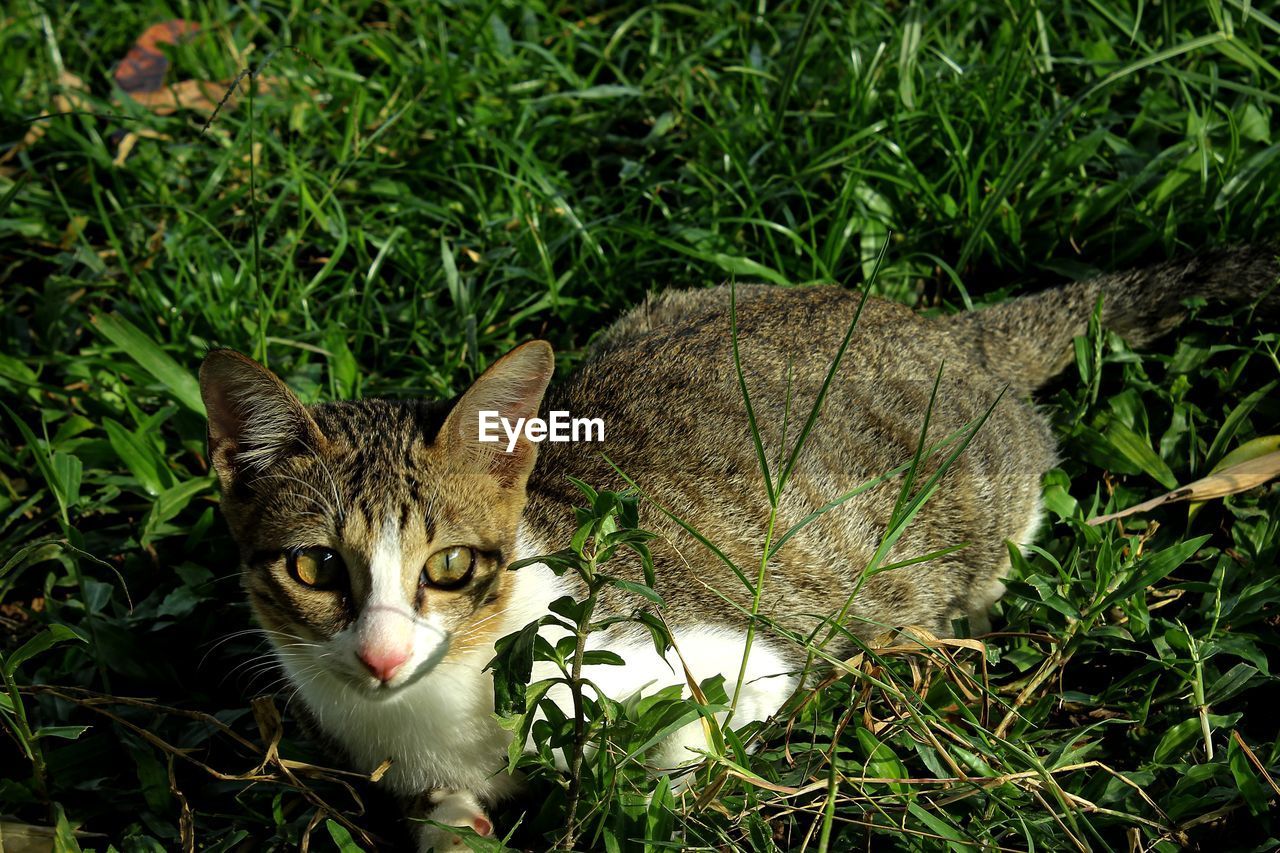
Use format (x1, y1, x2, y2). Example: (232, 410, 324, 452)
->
(2, 0, 1279, 849)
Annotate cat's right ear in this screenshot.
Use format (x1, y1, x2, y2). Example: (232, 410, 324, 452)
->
(440, 340, 555, 488)
(199, 349, 327, 487)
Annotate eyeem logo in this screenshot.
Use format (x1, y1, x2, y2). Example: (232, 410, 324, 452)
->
(478, 411, 605, 452)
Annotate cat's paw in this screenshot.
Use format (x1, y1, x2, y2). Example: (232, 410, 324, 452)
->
(415, 790, 493, 851)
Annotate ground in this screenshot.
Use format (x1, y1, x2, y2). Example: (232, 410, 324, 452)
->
(1, 1, 1278, 851)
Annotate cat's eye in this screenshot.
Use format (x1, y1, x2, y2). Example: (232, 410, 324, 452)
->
(422, 546, 476, 589)
(287, 547, 346, 589)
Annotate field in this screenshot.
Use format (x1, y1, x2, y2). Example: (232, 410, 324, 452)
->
(2, 0, 1279, 850)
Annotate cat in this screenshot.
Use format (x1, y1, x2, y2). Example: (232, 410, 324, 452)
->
(199, 246, 1276, 850)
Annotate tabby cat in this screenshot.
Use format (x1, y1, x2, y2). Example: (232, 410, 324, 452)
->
(200, 247, 1276, 850)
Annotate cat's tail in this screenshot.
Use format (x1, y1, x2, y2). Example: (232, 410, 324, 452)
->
(950, 245, 1279, 392)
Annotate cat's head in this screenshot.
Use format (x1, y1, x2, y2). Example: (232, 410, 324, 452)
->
(198, 343, 554, 698)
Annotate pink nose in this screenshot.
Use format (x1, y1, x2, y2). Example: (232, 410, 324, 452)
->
(357, 645, 411, 683)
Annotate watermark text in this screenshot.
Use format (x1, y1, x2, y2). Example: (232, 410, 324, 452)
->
(478, 411, 604, 452)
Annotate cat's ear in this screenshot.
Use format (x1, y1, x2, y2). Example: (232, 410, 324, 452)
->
(441, 341, 555, 487)
(199, 349, 327, 486)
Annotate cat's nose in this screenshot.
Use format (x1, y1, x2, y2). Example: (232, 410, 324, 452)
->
(357, 645, 411, 683)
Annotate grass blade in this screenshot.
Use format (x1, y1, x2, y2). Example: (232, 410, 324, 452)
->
(91, 314, 205, 416)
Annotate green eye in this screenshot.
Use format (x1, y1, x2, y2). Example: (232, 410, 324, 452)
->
(287, 547, 346, 589)
(422, 546, 476, 589)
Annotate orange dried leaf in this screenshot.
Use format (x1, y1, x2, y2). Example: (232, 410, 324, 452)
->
(114, 20, 201, 95)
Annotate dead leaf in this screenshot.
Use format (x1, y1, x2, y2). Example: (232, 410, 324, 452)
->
(0, 72, 90, 164)
(59, 215, 88, 250)
(0, 820, 102, 853)
(114, 20, 201, 94)
(112, 19, 281, 122)
(1088, 449, 1280, 525)
(123, 77, 253, 116)
(1188, 434, 1280, 521)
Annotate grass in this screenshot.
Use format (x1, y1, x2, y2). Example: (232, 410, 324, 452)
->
(2, 0, 1279, 849)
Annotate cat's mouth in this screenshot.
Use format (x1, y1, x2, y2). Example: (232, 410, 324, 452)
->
(271, 622, 453, 701)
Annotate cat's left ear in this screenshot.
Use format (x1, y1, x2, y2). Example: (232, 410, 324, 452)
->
(199, 349, 327, 487)
(440, 340, 555, 487)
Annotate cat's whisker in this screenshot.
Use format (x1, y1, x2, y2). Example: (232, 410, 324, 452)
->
(202, 635, 268, 668)
(222, 645, 283, 668)
(281, 685, 305, 714)
(202, 626, 306, 654)
(231, 646, 322, 686)
(256, 673, 301, 696)
(217, 649, 277, 684)
(206, 630, 323, 671)
(313, 454, 347, 527)
(236, 658, 291, 683)
(279, 665, 336, 714)
(451, 606, 514, 642)
(248, 472, 337, 517)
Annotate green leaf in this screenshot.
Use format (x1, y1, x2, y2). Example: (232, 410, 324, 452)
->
(1093, 536, 1208, 615)
(325, 328, 358, 399)
(3, 404, 70, 525)
(1228, 733, 1271, 816)
(709, 252, 789, 286)
(645, 773, 675, 845)
(856, 727, 908, 793)
(325, 819, 364, 852)
(91, 313, 205, 415)
(142, 478, 212, 543)
(53, 804, 82, 853)
(1202, 635, 1271, 674)
(487, 619, 543, 715)
(0, 351, 38, 386)
(1204, 382, 1278, 469)
(601, 576, 665, 607)
(742, 812, 777, 853)
(157, 586, 204, 619)
(620, 698, 706, 766)
(4, 624, 87, 677)
(1100, 417, 1179, 489)
(1016, 573, 1082, 620)
(497, 679, 553, 773)
(125, 737, 173, 813)
(1215, 142, 1280, 210)
(32, 725, 90, 741)
(103, 418, 174, 497)
(855, 184, 893, 282)
(50, 452, 82, 512)
(1153, 713, 1236, 763)
(1205, 664, 1259, 705)
(1042, 481, 1079, 520)
(570, 518, 593, 555)
(539, 84, 643, 101)
(905, 802, 972, 851)
(581, 649, 625, 667)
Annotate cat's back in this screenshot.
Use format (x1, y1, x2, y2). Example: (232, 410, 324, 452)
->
(584, 284, 935, 379)
(549, 284, 1010, 461)
(529, 284, 1055, 642)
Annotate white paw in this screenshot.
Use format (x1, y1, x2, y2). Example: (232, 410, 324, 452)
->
(416, 790, 494, 851)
